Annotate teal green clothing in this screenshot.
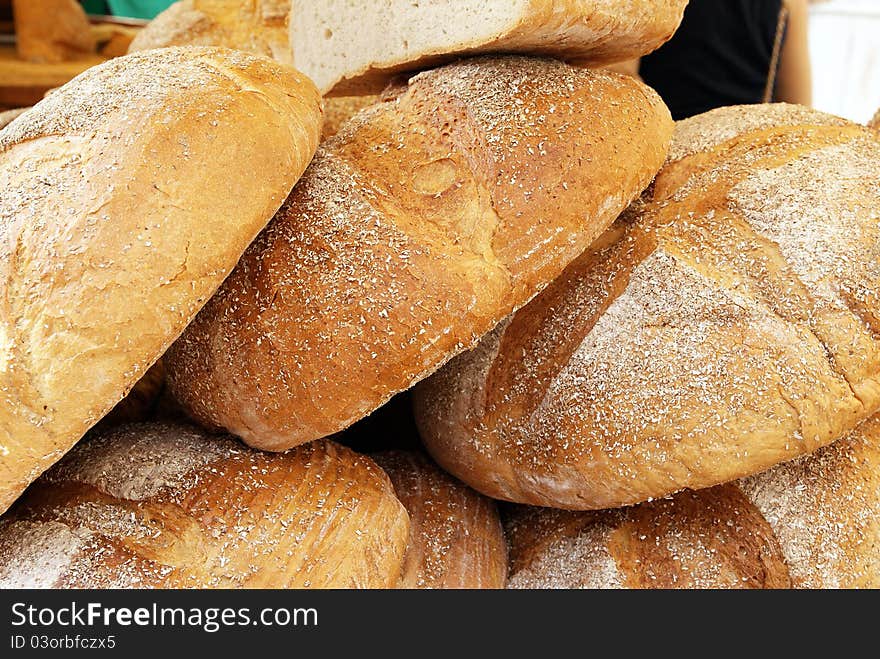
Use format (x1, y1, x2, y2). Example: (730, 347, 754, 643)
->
(82, 0, 175, 20)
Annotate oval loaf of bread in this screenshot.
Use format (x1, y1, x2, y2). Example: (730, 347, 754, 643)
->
(374, 450, 508, 589)
(507, 412, 880, 589)
(0, 47, 322, 514)
(414, 103, 880, 509)
(165, 56, 673, 452)
(129, 0, 292, 65)
(292, 0, 689, 95)
(0, 423, 410, 588)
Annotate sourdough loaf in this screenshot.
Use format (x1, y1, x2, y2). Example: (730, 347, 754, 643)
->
(374, 451, 507, 589)
(0, 423, 410, 588)
(414, 103, 880, 509)
(292, 0, 689, 95)
(165, 56, 673, 451)
(128, 0, 291, 65)
(0, 47, 322, 514)
(507, 413, 880, 588)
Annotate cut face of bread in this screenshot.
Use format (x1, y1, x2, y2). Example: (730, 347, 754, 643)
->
(292, 0, 688, 95)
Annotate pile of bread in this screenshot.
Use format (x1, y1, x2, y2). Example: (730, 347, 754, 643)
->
(0, 0, 878, 589)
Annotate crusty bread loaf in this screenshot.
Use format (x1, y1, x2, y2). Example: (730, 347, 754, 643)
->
(322, 94, 380, 140)
(292, 0, 688, 95)
(13, 0, 95, 63)
(0, 47, 322, 514)
(507, 413, 880, 589)
(373, 450, 507, 589)
(165, 56, 673, 452)
(128, 0, 291, 65)
(506, 485, 792, 589)
(0, 107, 27, 130)
(414, 103, 880, 509)
(0, 423, 410, 588)
(870, 107, 880, 130)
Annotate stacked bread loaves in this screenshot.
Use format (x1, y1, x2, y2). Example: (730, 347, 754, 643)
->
(506, 412, 880, 589)
(165, 55, 674, 452)
(4, 1, 875, 591)
(292, 0, 689, 95)
(414, 103, 880, 511)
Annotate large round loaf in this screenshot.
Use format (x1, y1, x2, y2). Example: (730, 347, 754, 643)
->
(373, 450, 507, 589)
(0, 47, 322, 514)
(507, 413, 880, 589)
(165, 56, 674, 452)
(414, 103, 880, 509)
(128, 0, 291, 65)
(292, 0, 688, 95)
(0, 423, 410, 588)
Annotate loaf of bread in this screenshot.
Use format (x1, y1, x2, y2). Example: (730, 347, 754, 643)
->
(0, 47, 322, 514)
(128, 0, 291, 65)
(0, 107, 27, 130)
(414, 103, 880, 509)
(292, 0, 689, 95)
(13, 0, 95, 63)
(165, 56, 673, 452)
(373, 450, 507, 589)
(507, 412, 880, 588)
(0, 423, 410, 588)
(506, 486, 792, 589)
(870, 107, 879, 130)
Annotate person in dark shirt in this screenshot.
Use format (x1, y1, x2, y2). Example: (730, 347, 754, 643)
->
(613, 0, 812, 120)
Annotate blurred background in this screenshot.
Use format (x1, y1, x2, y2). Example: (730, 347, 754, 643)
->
(810, 0, 879, 124)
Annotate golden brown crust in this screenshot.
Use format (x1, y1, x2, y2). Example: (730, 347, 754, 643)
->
(414, 104, 880, 509)
(870, 108, 880, 131)
(294, 0, 688, 95)
(506, 413, 880, 589)
(322, 95, 381, 140)
(373, 450, 507, 589)
(0, 47, 322, 514)
(165, 56, 673, 452)
(668, 103, 851, 163)
(128, 0, 291, 65)
(13, 0, 95, 64)
(739, 417, 880, 588)
(505, 485, 792, 589)
(0, 424, 410, 588)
